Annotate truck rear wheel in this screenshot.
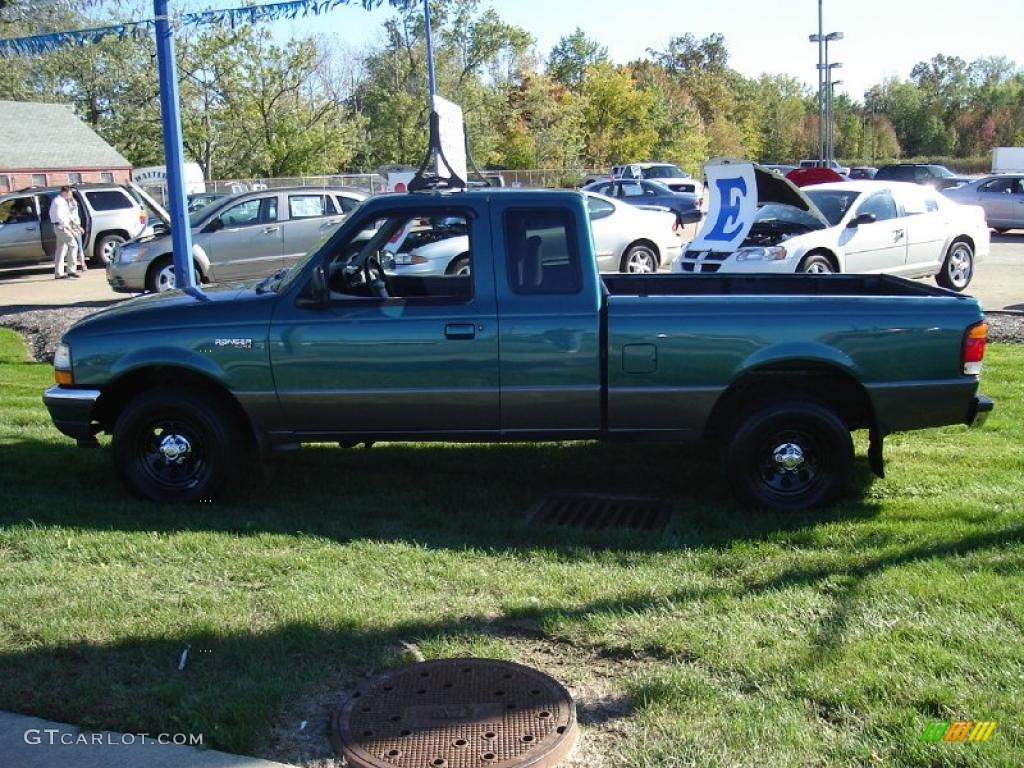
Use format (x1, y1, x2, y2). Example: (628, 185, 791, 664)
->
(93, 234, 125, 266)
(112, 386, 239, 503)
(725, 400, 853, 512)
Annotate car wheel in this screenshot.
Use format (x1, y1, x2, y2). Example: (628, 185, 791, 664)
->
(93, 234, 125, 267)
(798, 253, 835, 274)
(446, 254, 471, 276)
(936, 239, 973, 291)
(621, 243, 659, 273)
(725, 400, 853, 512)
(146, 255, 176, 293)
(112, 386, 240, 503)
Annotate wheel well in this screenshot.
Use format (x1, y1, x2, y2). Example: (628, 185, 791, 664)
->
(445, 252, 470, 274)
(949, 234, 974, 253)
(95, 366, 257, 450)
(703, 362, 875, 438)
(801, 248, 839, 272)
(92, 230, 130, 259)
(624, 239, 660, 263)
(145, 254, 207, 285)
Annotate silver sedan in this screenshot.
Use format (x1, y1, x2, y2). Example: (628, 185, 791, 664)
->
(943, 175, 1024, 233)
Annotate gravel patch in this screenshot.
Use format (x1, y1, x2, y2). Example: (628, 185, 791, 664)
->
(1, 305, 1022, 366)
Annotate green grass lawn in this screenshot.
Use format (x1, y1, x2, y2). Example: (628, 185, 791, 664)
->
(0, 326, 1021, 767)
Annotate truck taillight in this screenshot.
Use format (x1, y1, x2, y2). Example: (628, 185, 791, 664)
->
(962, 321, 987, 375)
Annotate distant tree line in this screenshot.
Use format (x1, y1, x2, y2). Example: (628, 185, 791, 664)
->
(2, 0, 1022, 179)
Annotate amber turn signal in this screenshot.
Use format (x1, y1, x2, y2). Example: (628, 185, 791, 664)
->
(54, 369, 74, 386)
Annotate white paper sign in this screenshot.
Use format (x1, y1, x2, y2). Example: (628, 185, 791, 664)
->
(432, 94, 468, 184)
(689, 162, 758, 252)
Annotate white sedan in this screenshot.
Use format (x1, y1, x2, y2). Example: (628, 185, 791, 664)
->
(672, 163, 989, 291)
(384, 192, 683, 277)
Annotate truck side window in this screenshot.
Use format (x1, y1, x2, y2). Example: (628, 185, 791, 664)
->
(84, 190, 133, 211)
(504, 209, 582, 295)
(325, 211, 472, 302)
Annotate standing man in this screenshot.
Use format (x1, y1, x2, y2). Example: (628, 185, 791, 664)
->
(50, 186, 80, 279)
(68, 191, 87, 272)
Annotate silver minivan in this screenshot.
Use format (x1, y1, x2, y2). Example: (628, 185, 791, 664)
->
(107, 186, 367, 293)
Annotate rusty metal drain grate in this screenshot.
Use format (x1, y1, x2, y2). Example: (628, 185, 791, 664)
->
(527, 493, 670, 533)
(332, 658, 578, 768)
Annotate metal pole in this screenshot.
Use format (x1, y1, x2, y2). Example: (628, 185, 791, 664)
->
(817, 0, 824, 163)
(423, 0, 437, 101)
(153, 0, 200, 297)
(824, 40, 830, 166)
(827, 72, 834, 165)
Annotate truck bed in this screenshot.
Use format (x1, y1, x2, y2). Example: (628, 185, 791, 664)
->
(600, 273, 962, 299)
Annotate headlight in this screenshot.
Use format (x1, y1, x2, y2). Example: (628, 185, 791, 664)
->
(735, 246, 788, 262)
(391, 252, 429, 266)
(53, 342, 73, 385)
(116, 242, 151, 265)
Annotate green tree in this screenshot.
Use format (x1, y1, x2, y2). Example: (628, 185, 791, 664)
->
(577, 63, 656, 167)
(546, 27, 608, 91)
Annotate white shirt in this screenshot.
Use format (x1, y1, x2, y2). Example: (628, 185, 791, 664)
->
(49, 194, 72, 229)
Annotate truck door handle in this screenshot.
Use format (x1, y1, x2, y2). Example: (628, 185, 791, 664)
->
(444, 323, 476, 340)
(262, 226, 279, 234)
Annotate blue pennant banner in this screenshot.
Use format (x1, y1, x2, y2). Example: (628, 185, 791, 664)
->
(0, 0, 414, 58)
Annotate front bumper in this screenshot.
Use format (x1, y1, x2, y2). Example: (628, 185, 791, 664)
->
(43, 385, 101, 440)
(966, 394, 994, 427)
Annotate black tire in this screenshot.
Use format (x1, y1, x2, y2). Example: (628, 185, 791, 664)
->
(93, 234, 126, 267)
(620, 242, 659, 273)
(724, 400, 853, 512)
(935, 238, 973, 291)
(798, 253, 835, 274)
(112, 386, 239, 503)
(446, 254, 471, 276)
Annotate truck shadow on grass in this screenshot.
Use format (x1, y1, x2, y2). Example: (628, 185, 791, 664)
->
(0, 435, 881, 554)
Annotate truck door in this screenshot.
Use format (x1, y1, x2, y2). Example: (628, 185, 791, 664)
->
(489, 202, 603, 434)
(269, 204, 499, 436)
(0, 195, 44, 264)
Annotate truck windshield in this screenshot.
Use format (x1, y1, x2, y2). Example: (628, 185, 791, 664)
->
(805, 189, 863, 227)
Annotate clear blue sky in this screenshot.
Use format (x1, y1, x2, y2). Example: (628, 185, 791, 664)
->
(213, 0, 1024, 100)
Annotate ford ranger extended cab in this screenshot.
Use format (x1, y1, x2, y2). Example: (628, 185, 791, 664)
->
(43, 187, 993, 511)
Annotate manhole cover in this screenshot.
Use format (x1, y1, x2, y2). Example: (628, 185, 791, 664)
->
(332, 658, 578, 768)
(528, 492, 670, 532)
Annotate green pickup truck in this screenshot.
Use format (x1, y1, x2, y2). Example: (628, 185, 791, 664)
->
(43, 188, 993, 511)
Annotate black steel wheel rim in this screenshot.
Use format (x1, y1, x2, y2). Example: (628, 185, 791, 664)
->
(756, 428, 825, 498)
(135, 417, 208, 491)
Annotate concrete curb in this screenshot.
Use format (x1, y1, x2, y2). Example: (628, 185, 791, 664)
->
(0, 711, 296, 768)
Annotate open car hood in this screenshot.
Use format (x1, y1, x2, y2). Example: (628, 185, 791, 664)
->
(689, 158, 829, 252)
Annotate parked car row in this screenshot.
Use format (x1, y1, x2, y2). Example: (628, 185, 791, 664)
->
(671, 160, 990, 292)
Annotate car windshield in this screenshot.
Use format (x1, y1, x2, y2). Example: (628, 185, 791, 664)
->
(752, 204, 824, 232)
(805, 189, 863, 226)
(189, 196, 235, 228)
(927, 165, 956, 178)
(642, 164, 685, 180)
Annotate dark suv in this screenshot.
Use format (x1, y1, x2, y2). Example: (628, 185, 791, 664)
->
(874, 164, 969, 191)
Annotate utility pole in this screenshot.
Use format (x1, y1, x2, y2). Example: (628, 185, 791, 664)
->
(153, 0, 200, 296)
(815, 0, 823, 163)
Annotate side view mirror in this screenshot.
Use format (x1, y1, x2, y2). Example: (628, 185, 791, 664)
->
(297, 264, 328, 308)
(205, 217, 224, 233)
(847, 212, 877, 228)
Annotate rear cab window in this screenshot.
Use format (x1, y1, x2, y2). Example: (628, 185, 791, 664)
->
(504, 209, 582, 295)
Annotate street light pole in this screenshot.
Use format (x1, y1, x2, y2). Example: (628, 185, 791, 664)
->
(816, 0, 823, 162)
(423, 0, 436, 102)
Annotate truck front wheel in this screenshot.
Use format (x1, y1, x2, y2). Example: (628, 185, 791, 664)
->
(725, 401, 853, 512)
(112, 386, 238, 503)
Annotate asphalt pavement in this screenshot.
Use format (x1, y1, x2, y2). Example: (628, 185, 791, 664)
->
(0, 711, 295, 768)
